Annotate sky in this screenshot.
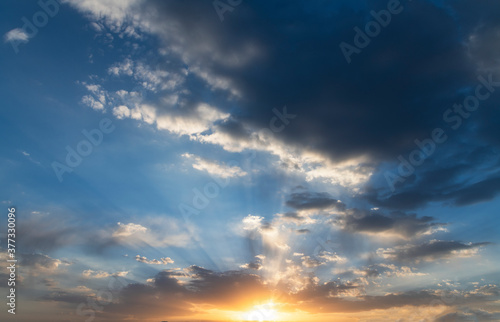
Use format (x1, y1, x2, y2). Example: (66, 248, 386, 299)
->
(1, 0, 500, 321)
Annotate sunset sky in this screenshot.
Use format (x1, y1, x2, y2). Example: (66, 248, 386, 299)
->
(1, 0, 500, 321)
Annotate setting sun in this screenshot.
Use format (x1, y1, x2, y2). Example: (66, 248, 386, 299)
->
(241, 302, 280, 321)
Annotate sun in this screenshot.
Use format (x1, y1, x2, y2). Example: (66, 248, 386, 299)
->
(241, 302, 279, 321)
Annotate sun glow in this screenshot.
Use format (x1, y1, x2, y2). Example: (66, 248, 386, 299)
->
(241, 302, 279, 321)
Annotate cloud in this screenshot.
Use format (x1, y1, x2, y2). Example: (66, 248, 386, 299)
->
(338, 209, 446, 238)
(278, 212, 305, 222)
(68, 0, 500, 204)
(317, 251, 347, 264)
(197, 119, 374, 189)
(239, 255, 264, 270)
(109, 101, 229, 136)
(241, 215, 265, 231)
(42, 289, 94, 304)
(63, 0, 144, 35)
(17, 212, 81, 253)
(466, 12, 500, 73)
(81, 94, 105, 110)
(183, 153, 247, 178)
(83, 269, 128, 278)
(4, 28, 30, 43)
(377, 240, 491, 262)
(239, 261, 262, 270)
(108, 58, 183, 92)
(301, 256, 324, 268)
(109, 218, 192, 248)
(14, 212, 193, 256)
(301, 251, 346, 268)
(30, 259, 500, 320)
(100, 266, 272, 319)
(285, 190, 345, 211)
(112, 222, 148, 237)
(135, 255, 174, 265)
(156, 103, 230, 136)
(365, 147, 500, 211)
(377, 264, 427, 278)
(20, 253, 71, 273)
(123, 0, 475, 167)
(435, 309, 500, 322)
(112, 105, 131, 119)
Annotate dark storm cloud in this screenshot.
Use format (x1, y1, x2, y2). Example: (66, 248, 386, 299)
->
(380, 240, 491, 262)
(142, 0, 478, 163)
(286, 191, 345, 210)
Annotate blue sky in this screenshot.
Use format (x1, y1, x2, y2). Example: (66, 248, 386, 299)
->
(1, 0, 500, 321)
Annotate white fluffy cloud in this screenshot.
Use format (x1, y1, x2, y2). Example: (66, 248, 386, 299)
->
(156, 103, 229, 136)
(63, 0, 144, 34)
(4, 28, 30, 43)
(113, 105, 131, 119)
(112, 222, 148, 237)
